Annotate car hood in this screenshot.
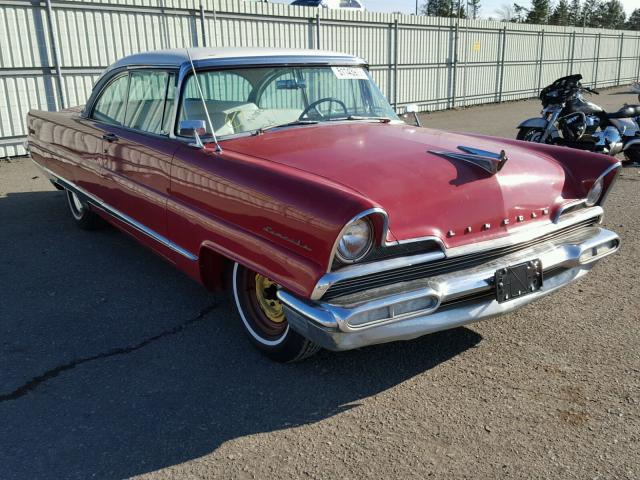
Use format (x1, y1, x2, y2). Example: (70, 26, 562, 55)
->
(222, 122, 577, 248)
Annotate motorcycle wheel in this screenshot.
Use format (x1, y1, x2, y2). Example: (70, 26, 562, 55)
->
(624, 145, 640, 165)
(517, 127, 546, 143)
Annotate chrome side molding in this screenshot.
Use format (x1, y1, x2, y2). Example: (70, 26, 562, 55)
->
(34, 162, 199, 262)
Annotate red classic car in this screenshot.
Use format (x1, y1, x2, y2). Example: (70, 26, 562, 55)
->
(27, 48, 621, 362)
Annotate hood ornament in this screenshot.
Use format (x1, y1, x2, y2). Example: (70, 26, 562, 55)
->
(429, 146, 508, 175)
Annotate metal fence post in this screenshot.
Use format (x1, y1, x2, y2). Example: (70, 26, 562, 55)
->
(212, 1, 219, 47)
(616, 32, 624, 85)
(44, 0, 66, 109)
(316, 14, 321, 50)
(537, 29, 545, 94)
(450, 22, 459, 108)
(594, 33, 601, 88)
(498, 26, 507, 103)
(200, 3, 207, 47)
(393, 19, 399, 109)
(568, 31, 576, 75)
(636, 35, 640, 81)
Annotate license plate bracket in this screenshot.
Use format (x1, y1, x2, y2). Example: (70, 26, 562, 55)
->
(495, 260, 543, 303)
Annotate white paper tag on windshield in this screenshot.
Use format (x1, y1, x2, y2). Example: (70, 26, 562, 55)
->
(331, 66, 369, 80)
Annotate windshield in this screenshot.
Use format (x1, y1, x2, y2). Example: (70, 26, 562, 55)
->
(178, 65, 398, 138)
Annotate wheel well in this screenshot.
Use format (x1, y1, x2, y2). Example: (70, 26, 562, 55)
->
(199, 247, 233, 291)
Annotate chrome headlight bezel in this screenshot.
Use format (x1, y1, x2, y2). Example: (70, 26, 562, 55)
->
(585, 176, 604, 207)
(335, 217, 374, 264)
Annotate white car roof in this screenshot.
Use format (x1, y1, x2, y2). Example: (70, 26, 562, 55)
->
(108, 47, 366, 71)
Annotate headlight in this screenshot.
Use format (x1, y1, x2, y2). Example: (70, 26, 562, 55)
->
(586, 177, 603, 206)
(336, 218, 373, 263)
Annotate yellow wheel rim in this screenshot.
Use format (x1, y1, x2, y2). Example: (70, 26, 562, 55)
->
(254, 274, 285, 324)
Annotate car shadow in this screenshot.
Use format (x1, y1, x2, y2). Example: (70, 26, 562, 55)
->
(0, 190, 482, 479)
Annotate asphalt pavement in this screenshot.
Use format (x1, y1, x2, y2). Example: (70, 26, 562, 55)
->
(1, 87, 639, 479)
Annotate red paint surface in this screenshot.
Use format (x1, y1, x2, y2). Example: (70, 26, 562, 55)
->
(28, 110, 618, 298)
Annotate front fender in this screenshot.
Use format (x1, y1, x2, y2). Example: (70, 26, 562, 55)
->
(517, 117, 549, 129)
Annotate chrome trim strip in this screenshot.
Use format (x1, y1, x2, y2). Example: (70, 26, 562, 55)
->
(311, 206, 604, 301)
(314, 250, 446, 300)
(553, 199, 586, 223)
(595, 161, 622, 207)
(281, 226, 620, 349)
(35, 162, 199, 262)
(193, 56, 367, 70)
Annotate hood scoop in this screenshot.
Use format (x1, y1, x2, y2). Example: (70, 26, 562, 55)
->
(429, 146, 509, 175)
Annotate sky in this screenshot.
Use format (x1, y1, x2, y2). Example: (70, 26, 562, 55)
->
(274, 0, 637, 19)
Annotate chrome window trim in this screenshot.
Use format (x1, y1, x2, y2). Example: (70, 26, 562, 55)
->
(84, 66, 180, 120)
(170, 62, 379, 142)
(35, 163, 199, 262)
(311, 205, 604, 300)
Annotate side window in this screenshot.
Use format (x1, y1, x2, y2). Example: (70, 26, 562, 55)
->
(124, 71, 171, 135)
(92, 75, 129, 126)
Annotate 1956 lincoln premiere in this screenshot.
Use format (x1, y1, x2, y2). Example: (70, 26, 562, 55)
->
(27, 48, 621, 362)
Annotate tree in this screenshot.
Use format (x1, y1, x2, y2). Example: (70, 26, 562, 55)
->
(420, 0, 467, 18)
(627, 8, 640, 30)
(495, 4, 515, 21)
(526, 0, 550, 24)
(595, 0, 626, 29)
(549, 0, 571, 25)
(568, 0, 581, 26)
(468, 0, 481, 19)
(421, 0, 452, 17)
(579, 0, 601, 27)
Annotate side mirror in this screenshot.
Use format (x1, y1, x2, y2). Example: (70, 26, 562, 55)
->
(179, 119, 207, 148)
(404, 104, 421, 127)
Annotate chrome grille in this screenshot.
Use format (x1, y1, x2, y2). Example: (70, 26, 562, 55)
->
(322, 219, 597, 301)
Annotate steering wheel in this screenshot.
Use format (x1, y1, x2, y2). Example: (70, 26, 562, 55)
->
(299, 97, 348, 121)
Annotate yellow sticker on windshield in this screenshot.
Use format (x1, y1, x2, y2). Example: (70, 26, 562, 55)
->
(331, 66, 369, 80)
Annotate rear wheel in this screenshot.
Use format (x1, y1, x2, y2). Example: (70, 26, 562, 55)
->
(231, 263, 320, 362)
(66, 189, 101, 230)
(517, 127, 546, 143)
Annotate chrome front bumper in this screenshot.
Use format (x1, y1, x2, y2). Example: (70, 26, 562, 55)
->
(277, 226, 619, 351)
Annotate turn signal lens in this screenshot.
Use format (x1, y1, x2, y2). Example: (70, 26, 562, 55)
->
(336, 218, 373, 263)
(586, 177, 603, 207)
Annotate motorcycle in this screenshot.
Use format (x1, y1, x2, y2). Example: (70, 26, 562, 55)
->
(517, 74, 640, 163)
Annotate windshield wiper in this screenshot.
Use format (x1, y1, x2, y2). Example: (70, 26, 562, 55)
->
(254, 120, 318, 134)
(344, 115, 393, 123)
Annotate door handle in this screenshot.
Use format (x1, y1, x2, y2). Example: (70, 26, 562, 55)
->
(102, 133, 119, 143)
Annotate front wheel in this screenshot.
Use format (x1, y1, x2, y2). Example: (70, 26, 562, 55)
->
(231, 263, 320, 362)
(624, 145, 640, 165)
(516, 127, 546, 143)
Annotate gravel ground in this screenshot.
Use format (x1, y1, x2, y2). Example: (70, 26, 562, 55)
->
(0, 87, 638, 480)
